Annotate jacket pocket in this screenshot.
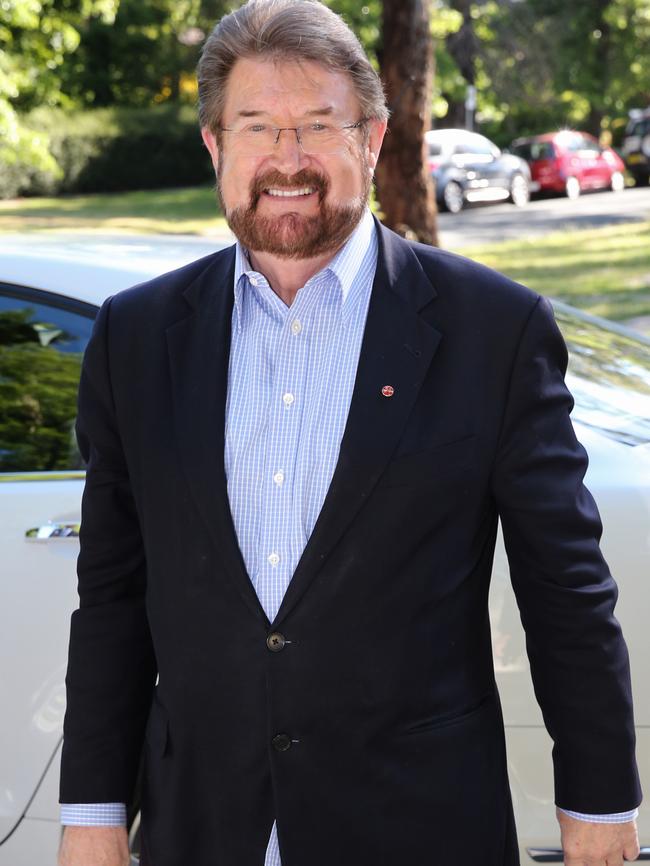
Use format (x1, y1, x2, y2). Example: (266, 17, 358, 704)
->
(398, 693, 495, 737)
(381, 434, 477, 488)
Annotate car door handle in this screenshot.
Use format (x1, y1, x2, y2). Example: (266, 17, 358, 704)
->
(527, 848, 650, 862)
(25, 522, 80, 541)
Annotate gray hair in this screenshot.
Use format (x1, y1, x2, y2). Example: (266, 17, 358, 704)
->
(197, 0, 388, 133)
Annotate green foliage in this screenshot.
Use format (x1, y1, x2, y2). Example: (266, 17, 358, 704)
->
(0, 310, 83, 473)
(324, 0, 382, 65)
(432, 0, 650, 146)
(2, 105, 213, 198)
(0, 0, 119, 191)
(59, 0, 242, 109)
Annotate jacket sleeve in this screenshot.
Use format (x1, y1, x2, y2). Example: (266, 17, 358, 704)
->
(490, 295, 642, 814)
(60, 296, 157, 805)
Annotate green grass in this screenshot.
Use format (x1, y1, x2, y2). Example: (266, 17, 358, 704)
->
(0, 185, 229, 236)
(2, 186, 649, 325)
(457, 221, 650, 324)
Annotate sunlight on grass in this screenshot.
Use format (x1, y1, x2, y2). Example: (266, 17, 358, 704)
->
(0, 186, 229, 236)
(459, 221, 650, 323)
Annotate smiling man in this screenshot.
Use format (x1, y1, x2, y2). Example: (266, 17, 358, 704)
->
(58, 2, 641, 865)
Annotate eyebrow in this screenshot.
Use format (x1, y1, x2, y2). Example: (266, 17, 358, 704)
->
(235, 106, 336, 119)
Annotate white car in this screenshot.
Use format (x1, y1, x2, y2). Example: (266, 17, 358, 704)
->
(0, 234, 648, 864)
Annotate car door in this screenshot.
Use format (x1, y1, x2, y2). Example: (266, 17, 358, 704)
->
(573, 134, 603, 188)
(457, 134, 509, 201)
(0, 284, 95, 843)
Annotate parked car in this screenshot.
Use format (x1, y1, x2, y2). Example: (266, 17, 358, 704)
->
(511, 130, 626, 199)
(622, 108, 650, 187)
(425, 128, 531, 213)
(0, 235, 648, 865)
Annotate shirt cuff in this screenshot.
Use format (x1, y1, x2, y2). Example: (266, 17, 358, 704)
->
(558, 807, 639, 823)
(60, 803, 127, 826)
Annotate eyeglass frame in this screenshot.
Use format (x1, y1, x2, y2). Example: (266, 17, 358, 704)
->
(216, 118, 368, 154)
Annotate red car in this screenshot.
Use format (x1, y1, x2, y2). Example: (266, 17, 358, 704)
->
(511, 130, 626, 199)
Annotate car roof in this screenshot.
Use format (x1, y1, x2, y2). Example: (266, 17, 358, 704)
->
(514, 130, 596, 144)
(0, 233, 232, 307)
(425, 128, 491, 142)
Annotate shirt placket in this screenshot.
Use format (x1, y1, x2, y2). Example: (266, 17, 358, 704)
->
(255, 294, 311, 623)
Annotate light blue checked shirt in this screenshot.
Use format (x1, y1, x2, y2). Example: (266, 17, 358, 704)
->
(61, 210, 637, 853)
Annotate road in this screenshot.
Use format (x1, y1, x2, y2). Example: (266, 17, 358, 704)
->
(437, 185, 650, 250)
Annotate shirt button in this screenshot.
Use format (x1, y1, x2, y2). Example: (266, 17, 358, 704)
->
(249, 275, 258, 286)
(282, 393, 295, 407)
(267, 632, 286, 652)
(272, 733, 292, 752)
(291, 319, 302, 335)
(268, 552, 280, 567)
(273, 470, 285, 486)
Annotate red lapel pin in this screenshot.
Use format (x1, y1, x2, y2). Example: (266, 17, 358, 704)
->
(381, 385, 395, 398)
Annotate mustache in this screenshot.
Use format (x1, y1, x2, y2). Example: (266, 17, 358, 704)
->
(250, 169, 329, 206)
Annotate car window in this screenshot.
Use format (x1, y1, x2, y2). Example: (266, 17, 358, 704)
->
(455, 136, 495, 156)
(564, 135, 587, 152)
(513, 141, 556, 161)
(579, 138, 601, 153)
(0, 286, 95, 474)
(555, 307, 650, 446)
(632, 119, 650, 137)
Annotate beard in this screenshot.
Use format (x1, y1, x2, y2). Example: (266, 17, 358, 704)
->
(218, 161, 372, 260)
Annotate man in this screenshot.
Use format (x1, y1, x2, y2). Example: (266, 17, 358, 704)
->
(58, 1, 642, 864)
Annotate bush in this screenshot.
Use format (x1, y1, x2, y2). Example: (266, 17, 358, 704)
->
(4, 104, 213, 198)
(0, 101, 63, 199)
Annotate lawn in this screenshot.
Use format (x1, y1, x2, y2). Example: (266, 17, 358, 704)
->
(0, 185, 229, 236)
(2, 186, 649, 326)
(461, 221, 650, 325)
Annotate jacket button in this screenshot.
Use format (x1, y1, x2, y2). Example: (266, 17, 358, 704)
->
(272, 733, 292, 752)
(266, 632, 286, 652)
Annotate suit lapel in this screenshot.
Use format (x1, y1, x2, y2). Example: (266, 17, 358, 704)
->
(165, 248, 270, 626)
(273, 223, 442, 627)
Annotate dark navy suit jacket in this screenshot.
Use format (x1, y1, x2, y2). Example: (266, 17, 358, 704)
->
(60, 221, 641, 865)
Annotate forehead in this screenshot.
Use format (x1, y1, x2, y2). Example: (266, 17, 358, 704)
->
(222, 57, 360, 121)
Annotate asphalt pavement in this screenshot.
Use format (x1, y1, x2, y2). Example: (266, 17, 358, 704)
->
(437, 185, 650, 250)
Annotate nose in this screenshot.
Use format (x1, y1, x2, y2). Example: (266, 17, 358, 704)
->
(269, 127, 309, 174)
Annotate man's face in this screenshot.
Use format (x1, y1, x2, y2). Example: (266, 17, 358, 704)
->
(201, 57, 386, 259)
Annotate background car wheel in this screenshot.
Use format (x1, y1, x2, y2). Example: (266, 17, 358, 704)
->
(610, 171, 625, 192)
(632, 172, 649, 187)
(564, 176, 581, 199)
(441, 180, 464, 214)
(509, 173, 530, 207)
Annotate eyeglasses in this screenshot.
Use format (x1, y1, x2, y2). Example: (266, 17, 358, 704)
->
(218, 119, 367, 156)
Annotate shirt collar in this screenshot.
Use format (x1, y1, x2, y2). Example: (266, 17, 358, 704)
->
(233, 208, 375, 330)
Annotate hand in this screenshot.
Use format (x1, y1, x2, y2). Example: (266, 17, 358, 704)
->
(557, 808, 640, 865)
(58, 825, 130, 866)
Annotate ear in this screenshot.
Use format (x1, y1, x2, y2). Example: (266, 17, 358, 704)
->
(201, 127, 220, 172)
(365, 118, 388, 173)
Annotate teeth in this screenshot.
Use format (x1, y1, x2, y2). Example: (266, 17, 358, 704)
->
(266, 187, 315, 197)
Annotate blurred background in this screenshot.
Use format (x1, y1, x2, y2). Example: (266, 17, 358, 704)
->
(1, 0, 649, 328)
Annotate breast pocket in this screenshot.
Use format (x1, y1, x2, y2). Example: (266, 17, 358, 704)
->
(380, 434, 477, 488)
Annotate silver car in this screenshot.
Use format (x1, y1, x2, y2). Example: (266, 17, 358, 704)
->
(0, 234, 648, 864)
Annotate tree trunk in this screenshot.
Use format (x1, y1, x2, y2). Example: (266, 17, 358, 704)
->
(445, 0, 478, 131)
(376, 0, 438, 247)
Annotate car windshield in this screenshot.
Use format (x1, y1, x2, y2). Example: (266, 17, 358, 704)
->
(555, 305, 650, 446)
(513, 141, 555, 161)
(630, 118, 650, 137)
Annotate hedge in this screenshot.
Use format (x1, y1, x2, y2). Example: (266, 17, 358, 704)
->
(1, 104, 214, 199)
